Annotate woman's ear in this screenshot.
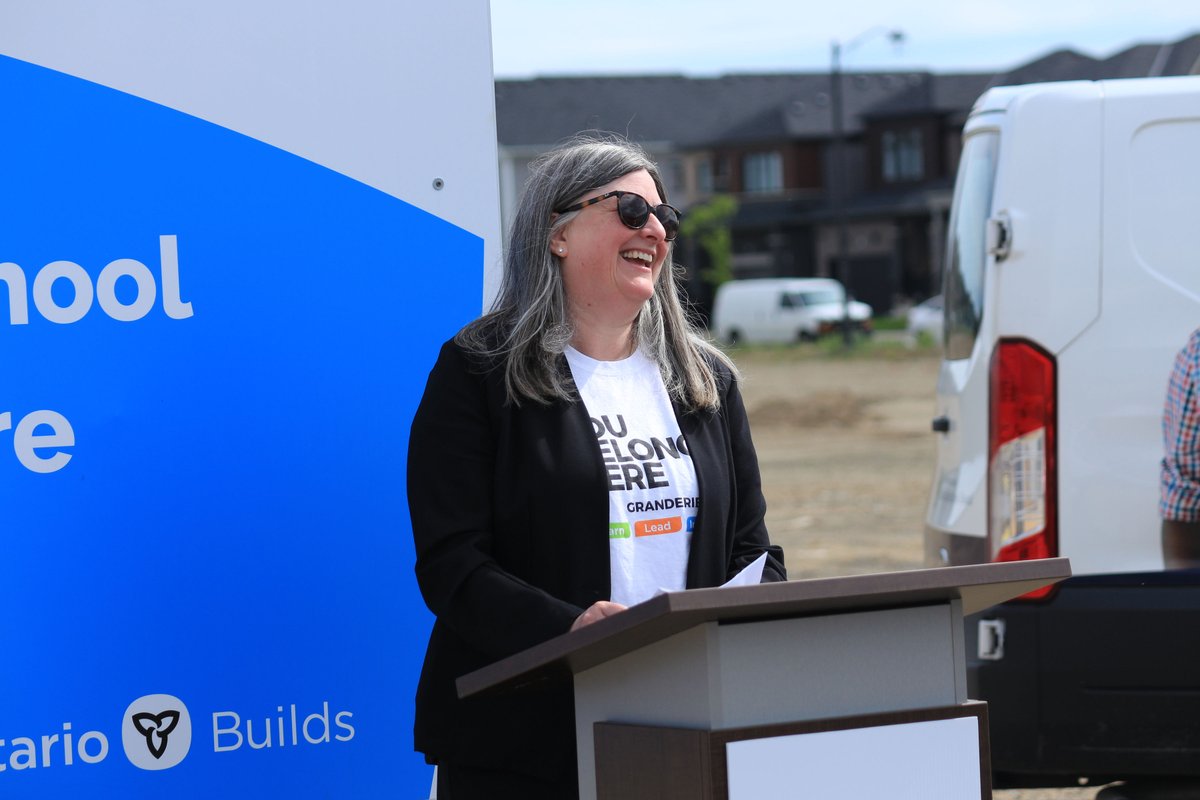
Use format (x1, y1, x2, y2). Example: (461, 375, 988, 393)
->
(549, 223, 568, 259)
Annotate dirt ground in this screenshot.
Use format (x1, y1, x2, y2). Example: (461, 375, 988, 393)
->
(732, 341, 1109, 800)
(736, 344, 937, 580)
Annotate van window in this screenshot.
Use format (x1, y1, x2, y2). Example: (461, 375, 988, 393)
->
(943, 131, 999, 360)
(784, 289, 841, 308)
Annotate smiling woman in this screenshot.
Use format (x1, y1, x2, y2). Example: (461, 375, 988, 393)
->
(406, 134, 786, 798)
(551, 173, 676, 354)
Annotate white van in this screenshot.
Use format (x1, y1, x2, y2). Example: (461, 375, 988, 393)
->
(710, 278, 871, 345)
(925, 76, 1200, 795)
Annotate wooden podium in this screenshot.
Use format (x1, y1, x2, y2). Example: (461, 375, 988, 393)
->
(458, 559, 1071, 800)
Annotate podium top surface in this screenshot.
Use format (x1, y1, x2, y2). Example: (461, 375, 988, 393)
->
(457, 558, 1071, 699)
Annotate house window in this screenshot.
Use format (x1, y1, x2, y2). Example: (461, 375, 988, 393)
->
(661, 157, 685, 200)
(743, 152, 783, 193)
(695, 157, 713, 194)
(882, 129, 924, 182)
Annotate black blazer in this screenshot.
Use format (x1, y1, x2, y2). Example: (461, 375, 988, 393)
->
(407, 339, 785, 779)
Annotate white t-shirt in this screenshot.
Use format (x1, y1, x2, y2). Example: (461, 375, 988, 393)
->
(565, 346, 698, 607)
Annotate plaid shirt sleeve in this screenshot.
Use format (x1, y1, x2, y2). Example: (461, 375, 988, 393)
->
(1161, 328, 1200, 521)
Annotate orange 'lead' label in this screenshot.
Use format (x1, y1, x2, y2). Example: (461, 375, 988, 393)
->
(634, 516, 683, 537)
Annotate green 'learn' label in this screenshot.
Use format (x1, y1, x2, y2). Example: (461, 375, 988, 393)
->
(609, 522, 631, 539)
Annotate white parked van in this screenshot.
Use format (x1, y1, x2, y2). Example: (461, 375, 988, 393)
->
(710, 278, 871, 344)
(925, 76, 1200, 795)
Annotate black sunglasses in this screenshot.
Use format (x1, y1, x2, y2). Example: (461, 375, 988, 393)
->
(555, 191, 681, 241)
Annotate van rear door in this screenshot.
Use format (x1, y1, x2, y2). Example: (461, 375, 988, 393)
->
(926, 81, 1104, 567)
(924, 119, 1002, 565)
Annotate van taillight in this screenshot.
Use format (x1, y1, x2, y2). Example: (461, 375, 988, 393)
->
(989, 339, 1057, 598)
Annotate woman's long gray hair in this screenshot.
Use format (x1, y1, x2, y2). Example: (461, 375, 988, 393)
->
(457, 133, 736, 410)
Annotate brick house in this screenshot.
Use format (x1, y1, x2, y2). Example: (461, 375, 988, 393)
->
(494, 34, 1200, 316)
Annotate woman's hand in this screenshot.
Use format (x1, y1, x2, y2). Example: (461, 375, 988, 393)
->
(570, 601, 627, 632)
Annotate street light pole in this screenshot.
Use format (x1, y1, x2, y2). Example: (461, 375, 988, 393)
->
(829, 27, 905, 347)
(829, 40, 851, 346)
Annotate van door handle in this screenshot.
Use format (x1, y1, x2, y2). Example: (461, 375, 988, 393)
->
(986, 212, 1012, 261)
(931, 416, 951, 433)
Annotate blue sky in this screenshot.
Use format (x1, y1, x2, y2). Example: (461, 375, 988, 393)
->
(490, 0, 1199, 78)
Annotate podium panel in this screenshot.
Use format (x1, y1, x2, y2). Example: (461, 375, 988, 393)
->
(595, 704, 991, 800)
(574, 601, 967, 795)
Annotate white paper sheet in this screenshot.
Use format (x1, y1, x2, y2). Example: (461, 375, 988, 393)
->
(654, 552, 769, 598)
(719, 552, 768, 588)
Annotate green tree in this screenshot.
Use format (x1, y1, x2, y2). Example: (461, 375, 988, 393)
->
(680, 194, 737, 291)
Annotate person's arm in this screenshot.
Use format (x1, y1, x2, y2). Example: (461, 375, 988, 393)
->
(1162, 520, 1200, 569)
(1160, 334, 1200, 571)
(721, 372, 787, 582)
(409, 342, 586, 660)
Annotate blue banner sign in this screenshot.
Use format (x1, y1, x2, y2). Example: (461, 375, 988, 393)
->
(1, 49, 484, 796)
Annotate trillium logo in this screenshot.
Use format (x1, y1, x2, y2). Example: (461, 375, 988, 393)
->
(132, 710, 179, 759)
(121, 694, 192, 770)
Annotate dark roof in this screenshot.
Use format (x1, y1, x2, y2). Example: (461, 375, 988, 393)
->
(495, 74, 694, 148)
(734, 195, 827, 228)
(860, 73, 994, 119)
(796, 180, 957, 223)
(495, 72, 944, 148)
(991, 48, 1102, 86)
(1101, 44, 1168, 78)
(933, 74, 999, 113)
(987, 32, 1200, 89)
(1159, 33, 1200, 75)
(495, 32, 1200, 149)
